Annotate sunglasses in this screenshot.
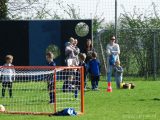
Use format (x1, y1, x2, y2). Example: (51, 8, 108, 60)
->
(111, 39, 115, 40)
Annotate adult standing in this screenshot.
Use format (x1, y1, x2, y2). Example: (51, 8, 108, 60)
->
(65, 37, 80, 66)
(84, 39, 95, 64)
(106, 36, 120, 92)
(83, 39, 95, 89)
(73, 39, 80, 66)
(65, 37, 75, 66)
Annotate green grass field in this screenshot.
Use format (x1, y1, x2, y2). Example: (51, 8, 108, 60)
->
(0, 81, 81, 113)
(0, 80, 160, 120)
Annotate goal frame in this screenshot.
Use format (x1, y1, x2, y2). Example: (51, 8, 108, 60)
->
(0, 66, 84, 115)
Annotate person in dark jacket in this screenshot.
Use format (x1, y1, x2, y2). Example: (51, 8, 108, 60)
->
(46, 52, 56, 104)
(88, 52, 100, 90)
(84, 39, 95, 63)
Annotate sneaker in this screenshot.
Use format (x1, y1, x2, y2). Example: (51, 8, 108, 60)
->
(95, 88, 99, 91)
(49, 101, 54, 104)
(84, 88, 87, 91)
(92, 88, 96, 91)
(107, 87, 112, 92)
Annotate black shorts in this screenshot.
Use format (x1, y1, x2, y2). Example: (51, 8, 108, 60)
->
(2, 82, 13, 89)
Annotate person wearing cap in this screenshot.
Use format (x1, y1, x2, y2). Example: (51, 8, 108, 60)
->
(106, 36, 120, 91)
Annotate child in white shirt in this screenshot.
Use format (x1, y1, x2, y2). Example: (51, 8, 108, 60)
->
(1, 55, 15, 98)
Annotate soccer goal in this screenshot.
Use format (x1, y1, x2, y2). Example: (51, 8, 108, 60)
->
(0, 66, 84, 115)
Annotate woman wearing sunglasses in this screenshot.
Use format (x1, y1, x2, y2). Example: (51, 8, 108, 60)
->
(106, 36, 120, 92)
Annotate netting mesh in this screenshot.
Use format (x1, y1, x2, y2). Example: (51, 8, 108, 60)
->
(0, 66, 84, 114)
(56, 69, 81, 112)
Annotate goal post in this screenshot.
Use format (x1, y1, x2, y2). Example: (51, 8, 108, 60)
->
(0, 66, 84, 115)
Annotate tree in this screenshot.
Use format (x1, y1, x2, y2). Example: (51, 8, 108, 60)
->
(0, 0, 7, 20)
(117, 3, 160, 77)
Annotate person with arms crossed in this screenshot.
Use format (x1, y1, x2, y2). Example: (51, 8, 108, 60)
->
(106, 36, 120, 92)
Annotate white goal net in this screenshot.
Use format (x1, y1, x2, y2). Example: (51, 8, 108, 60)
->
(0, 66, 84, 115)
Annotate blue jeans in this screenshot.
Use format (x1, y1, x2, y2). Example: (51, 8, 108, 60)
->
(115, 76, 122, 88)
(107, 55, 119, 82)
(107, 65, 122, 88)
(107, 65, 113, 83)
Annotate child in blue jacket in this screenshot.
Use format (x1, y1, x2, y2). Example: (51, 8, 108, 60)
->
(88, 52, 100, 90)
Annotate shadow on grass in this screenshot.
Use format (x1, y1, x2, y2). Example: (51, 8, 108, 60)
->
(138, 98, 160, 101)
(152, 98, 160, 101)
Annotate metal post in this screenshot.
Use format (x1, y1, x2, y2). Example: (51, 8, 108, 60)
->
(99, 34, 107, 73)
(97, 30, 107, 74)
(153, 32, 157, 80)
(115, 0, 118, 43)
(80, 67, 84, 114)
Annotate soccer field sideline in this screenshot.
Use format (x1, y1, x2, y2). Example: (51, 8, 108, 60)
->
(0, 80, 160, 120)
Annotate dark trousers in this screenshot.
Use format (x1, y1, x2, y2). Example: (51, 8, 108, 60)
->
(84, 74, 87, 89)
(63, 83, 79, 99)
(48, 82, 54, 103)
(91, 76, 100, 89)
(2, 82, 13, 97)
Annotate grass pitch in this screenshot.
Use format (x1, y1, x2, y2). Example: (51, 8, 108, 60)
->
(0, 80, 160, 120)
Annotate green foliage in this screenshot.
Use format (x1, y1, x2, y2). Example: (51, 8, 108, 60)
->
(46, 44, 60, 59)
(75, 22, 89, 37)
(117, 4, 160, 77)
(93, 17, 104, 35)
(95, 4, 160, 77)
(0, 0, 7, 20)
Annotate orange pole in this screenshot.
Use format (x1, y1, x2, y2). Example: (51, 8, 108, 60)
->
(53, 69, 56, 113)
(80, 67, 84, 113)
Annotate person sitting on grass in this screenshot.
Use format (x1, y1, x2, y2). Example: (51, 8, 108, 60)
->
(88, 52, 100, 91)
(114, 60, 123, 89)
(79, 53, 88, 90)
(62, 75, 79, 99)
(114, 60, 135, 89)
(1, 55, 15, 98)
(46, 52, 56, 104)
